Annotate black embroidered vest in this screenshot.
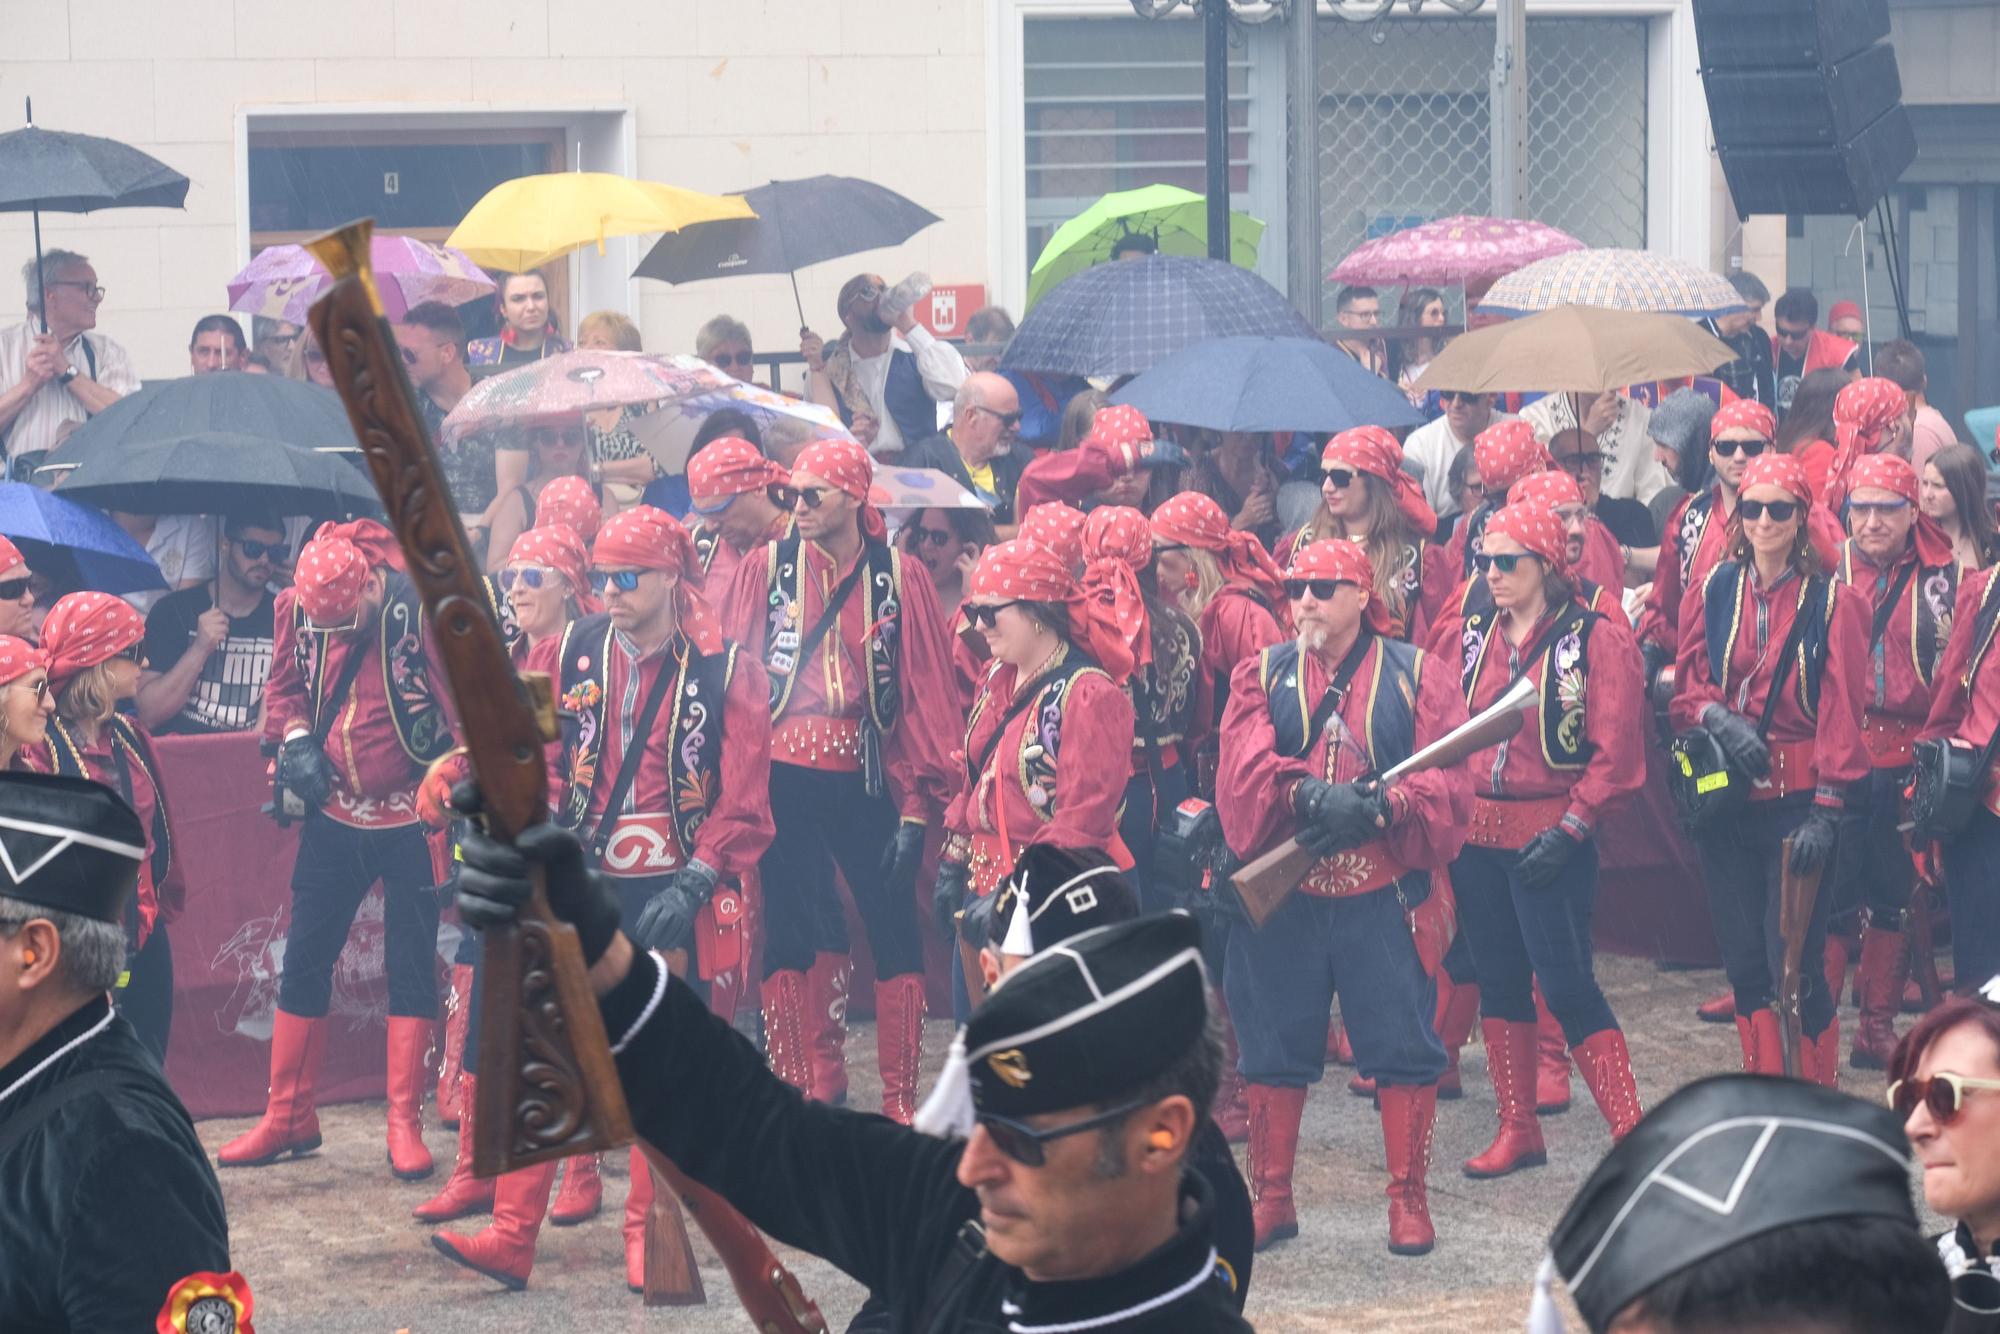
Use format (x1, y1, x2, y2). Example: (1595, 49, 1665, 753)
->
(1458, 600, 1597, 770)
(1701, 561, 1834, 720)
(1837, 541, 1958, 688)
(964, 648, 1110, 826)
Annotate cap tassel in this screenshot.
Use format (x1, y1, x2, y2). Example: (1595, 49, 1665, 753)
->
(999, 889, 1035, 958)
(913, 1028, 976, 1139)
(1526, 1253, 1566, 1334)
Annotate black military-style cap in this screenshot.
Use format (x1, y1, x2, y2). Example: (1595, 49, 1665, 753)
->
(1534, 1074, 1920, 1333)
(960, 844, 1138, 957)
(963, 912, 1208, 1121)
(0, 772, 146, 925)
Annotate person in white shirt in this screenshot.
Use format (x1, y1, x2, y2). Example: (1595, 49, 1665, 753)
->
(0, 250, 137, 468)
(1522, 389, 1671, 506)
(802, 272, 966, 460)
(1401, 390, 1515, 519)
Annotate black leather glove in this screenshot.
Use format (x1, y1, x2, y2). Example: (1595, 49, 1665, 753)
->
(1640, 640, 1672, 692)
(632, 859, 721, 954)
(277, 735, 334, 810)
(450, 782, 621, 966)
(933, 858, 970, 943)
(1515, 827, 1583, 891)
(881, 820, 927, 897)
(1294, 778, 1389, 854)
(1702, 704, 1771, 777)
(1789, 807, 1838, 874)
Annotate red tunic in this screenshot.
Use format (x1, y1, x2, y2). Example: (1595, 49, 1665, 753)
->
(526, 630, 774, 881)
(1639, 488, 1731, 654)
(1191, 586, 1289, 766)
(21, 724, 173, 943)
(1921, 568, 2000, 764)
(1669, 565, 1872, 805)
(722, 537, 958, 820)
(1836, 540, 1954, 766)
(942, 653, 1136, 894)
(1216, 638, 1472, 874)
(1460, 609, 1646, 834)
(1578, 517, 1625, 592)
(693, 513, 791, 607)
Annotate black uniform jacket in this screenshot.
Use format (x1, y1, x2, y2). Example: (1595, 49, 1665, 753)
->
(604, 949, 1252, 1333)
(0, 996, 230, 1332)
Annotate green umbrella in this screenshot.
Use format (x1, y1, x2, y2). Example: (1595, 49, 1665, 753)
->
(1026, 184, 1264, 310)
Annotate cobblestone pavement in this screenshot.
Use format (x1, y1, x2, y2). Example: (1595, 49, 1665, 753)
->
(202, 955, 1925, 1332)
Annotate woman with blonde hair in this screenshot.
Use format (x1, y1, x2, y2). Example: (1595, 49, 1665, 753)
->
(0, 638, 51, 769)
(1280, 426, 1439, 643)
(575, 309, 642, 352)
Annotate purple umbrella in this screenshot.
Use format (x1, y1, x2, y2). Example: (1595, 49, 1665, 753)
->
(227, 235, 494, 326)
(1329, 215, 1585, 289)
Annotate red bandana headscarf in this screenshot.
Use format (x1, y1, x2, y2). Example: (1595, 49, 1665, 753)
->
(967, 539, 1134, 683)
(1741, 453, 1813, 506)
(1484, 502, 1570, 577)
(1825, 376, 1910, 509)
(1148, 491, 1290, 611)
(0, 636, 43, 686)
(1287, 539, 1390, 635)
(590, 505, 721, 652)
(0, 535, 26, 575)
(295, 519, 403, 627)
(505, 523, 600, 614)
(41, 592, 144, 686)
(1846, 453, 1953, 567)
(1018, 502, 1088, 571)
(688, 437, 788, 511)
(1081, 506, 1154, 671)
(1322, 426, 1438, 538)
(536, 475, 602, 542)
(793, 437, 884, 540)
(1079, 404, 1154, 475)
(1508, 469, 1585, 510)
(1710, 399, 1777, 442)
(1473, 421, 1552, 495)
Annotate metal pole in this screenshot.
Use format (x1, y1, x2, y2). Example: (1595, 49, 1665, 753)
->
(1287, 0, 1323, 327)
(1489, 0, 1527, 219)
(1204, 0, 1231, 261)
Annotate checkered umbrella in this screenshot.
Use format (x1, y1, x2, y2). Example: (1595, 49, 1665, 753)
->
(1479, 248, 1746, 320)
(1001, 253, 1316, 379)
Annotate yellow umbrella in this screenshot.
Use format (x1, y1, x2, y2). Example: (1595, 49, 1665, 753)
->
(447, 172, 756, 273)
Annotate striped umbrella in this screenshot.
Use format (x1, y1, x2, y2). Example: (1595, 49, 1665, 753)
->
(1479, 248, 1746, 320)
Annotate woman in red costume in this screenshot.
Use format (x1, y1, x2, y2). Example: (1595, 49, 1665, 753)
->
(1278, 426, 1439, 644)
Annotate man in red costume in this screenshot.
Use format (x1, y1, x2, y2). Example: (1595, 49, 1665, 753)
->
(686, 435, 794, 593)
(723, 437, 958, 1123)
(220, 520, 454, 1181)
(1215, 538, 1472, 1258)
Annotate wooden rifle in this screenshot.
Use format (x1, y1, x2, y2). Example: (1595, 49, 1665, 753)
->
(1775, 833, 1822, 1080)
(1231, 676, 1537, 929)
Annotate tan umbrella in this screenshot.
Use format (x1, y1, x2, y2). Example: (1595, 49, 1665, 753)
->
(1414, 305, 1737, 395)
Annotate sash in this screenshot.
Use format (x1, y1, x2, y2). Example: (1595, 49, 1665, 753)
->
(1458, 599, 1596, 770)
(763, 534, 902, 735)
(1702, 562, 1833, 722)
(1837, 541, 1957, 688)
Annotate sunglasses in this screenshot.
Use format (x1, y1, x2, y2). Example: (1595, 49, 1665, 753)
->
(1775, 323, 1813, 343)
(1888, 1071, 2000, 1123)
(1738, 498, 1800, 523)
(790, 485, 832, 510)
(400, 346, 419, 366)
(7, 676, 49, 702)
(1711, 437, 1766, 459)
(112, 644, 147, 667)
(965, 599, 1026, 629)
(1284, 578, 1351, 601)
(0, 578, 29, 602)
(1558, 452, 1608, 473)
(710, 351, 754, 368)
(910, 527, 955, 548)
(971, 405, 1023, 430)
(1438, 391, 1484, 406)
(976, 1097, 1149, 1168)
(500, 565, 559, 592)
(1849, 497, 1912, 519)
(234, 538, 290, 562)
(529, 427, 586, 451)
(589, 569, 646, 593)
(1474, 551, 1537, 574)
(1321, 467, 1357, 489)
(764, 484, 799, 510)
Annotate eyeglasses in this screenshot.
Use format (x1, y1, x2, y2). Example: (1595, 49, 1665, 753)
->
(1711, 437, 1766, 459)
(765, 484, 799, 511)
(1321, 467, 1357, 489)
(112, 644, 147, 667)
(1474, 551, 1537, 575)
(0, 578, 30, 602)
(1284, 578, 1352, 601)
(970, 405, 1023, 430)
(500, 565, 558, 592)
(1438, 391, 1484, 406)
(965, 600, 1026, 629)
(46, 280, 106, 302)
(911, 527, 955, 548)
(791, 485, 832, 511)
(233, 538, 290, 562)
(1848, 497, 1912, 519)
(1558, 452, 1608, 475)
(1775, 322, 1813, 344)
(7, 676, 48, 702)
(589, 569, 646, 593)
(1738, 498, 1800, 523)
(976, 1097, 1150, 1168)
(1888, 1072, 2000, 1123)
(400, 346, 419, 366)
(710, 351, 754, 368)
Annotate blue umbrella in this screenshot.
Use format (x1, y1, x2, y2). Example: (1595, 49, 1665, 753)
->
(1001, 254, 1317, 379)
(0, 482, 164, 593)
(1110, 335, 1423, 435)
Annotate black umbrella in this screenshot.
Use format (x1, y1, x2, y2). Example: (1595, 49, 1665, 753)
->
(57, 372, 355, 466)
(632, 175, 939, 324)
(0, 98, 188, 332)
(53, 432, 382, 519)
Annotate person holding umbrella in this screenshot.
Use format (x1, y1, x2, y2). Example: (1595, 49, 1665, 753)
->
(0, 250, 136, 467)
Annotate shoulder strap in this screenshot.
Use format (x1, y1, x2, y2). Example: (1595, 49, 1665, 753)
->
(1870, 560, 1917, 650)
(1756, 581, 1817, 740)
(0, 1068, 127, 1158)
(312, 638, 372, 746)
(588, 648, 684, 862)
(1294, 631, 1377, 759)
(965, 654, 1090, 785)
(795, 551, 872, 674)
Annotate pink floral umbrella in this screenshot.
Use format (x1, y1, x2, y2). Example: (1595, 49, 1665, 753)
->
(1328, 215, 1585, 288)
(227, 234, 495, 326)
(439, 350, 742, 446)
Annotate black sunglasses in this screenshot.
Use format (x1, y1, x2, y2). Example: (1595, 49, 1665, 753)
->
(589, 569, 645, 593)
(710, 351, 754, 367)
(1888, 1072, 2000, 1124)
(0, 577, 30, 602)
(1474, 551, 1537, 575)
(1438, 391, 1484, 405)
(976, 1097, 1149, 1168)
(234, 538, 290, 562)
(1284, 578, 1351, 601)
(1321, 467, 1357, 489)
(791, 485, 832, 510)
(972, 405, 1023, 430)
(1711, 437, 1766, 459)
(910, 527, 955, 548)
(112, 644, 147, 666)
(965, 600, 1026, 629)
(1738, 498, 1800, 523)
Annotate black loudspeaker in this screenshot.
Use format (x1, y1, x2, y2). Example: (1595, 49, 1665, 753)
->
(1691, 0, 1916, 219)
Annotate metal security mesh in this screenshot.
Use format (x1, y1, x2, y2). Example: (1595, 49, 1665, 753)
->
(1311, 15, 1648, 310)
